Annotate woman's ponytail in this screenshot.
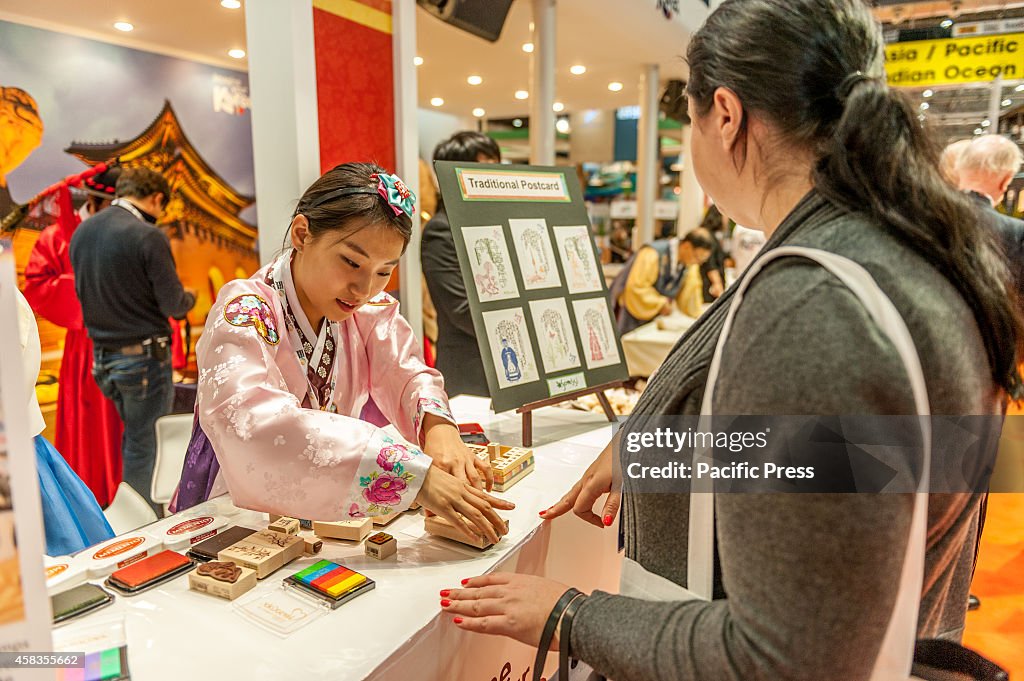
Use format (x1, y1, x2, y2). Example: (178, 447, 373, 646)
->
(687, 0, 1023, 395)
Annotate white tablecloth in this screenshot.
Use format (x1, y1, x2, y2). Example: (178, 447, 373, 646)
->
(56, 396, 621, 681)
(620, 313, 697, 377)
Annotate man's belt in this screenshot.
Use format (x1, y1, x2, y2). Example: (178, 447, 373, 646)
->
(100, 336, 170, 356)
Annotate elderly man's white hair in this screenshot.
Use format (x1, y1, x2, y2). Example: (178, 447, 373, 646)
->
(957, 134, 1024, 176)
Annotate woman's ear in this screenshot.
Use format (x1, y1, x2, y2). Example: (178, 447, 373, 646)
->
(289, 214, 310, 252)
(712, 86, 746, 153)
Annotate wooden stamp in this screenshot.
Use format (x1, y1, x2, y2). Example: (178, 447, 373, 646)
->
(473, 443, 534, 492)
(364, 532, 397, 560)
(424, 515, 508, 550)
(189, 561, 257, 600)
(312, 518, 372, 542)
(371, 512, 402, 527)
(217, 530, 304, 578)
(268, 516, 300, 535)
(302, 535, 323, 555)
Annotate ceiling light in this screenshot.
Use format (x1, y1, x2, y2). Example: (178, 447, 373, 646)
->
(608, 81, 624, 92)
(467, 75, 483, 86)
(556, 119, 570, 134)
(430, 97, 444, 107)
(919, 102, 929, 110)
(940, 18, 953, 29)
(515, 90, 529, 100)
(414, 56, 423, 66)
(923, 89, 933, 98)
(220, 0, 241, 8)
(522, 42, 534, 53)
(473, 108, 486, 118)
(570, 65, 587, 75)
(974, 128, 983, 135)
(1017, 84, 1024, 92)
(228, 49, 246, 59)
(982, 119, 991, 127)
(513, 119, 523, 128)
(1003, 99, 1013, 107)
(553, 102, 565, 112)
(113, 21, 134, 32)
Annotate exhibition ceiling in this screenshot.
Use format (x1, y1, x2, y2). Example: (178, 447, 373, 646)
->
(0, 0, 694, 120)
(3, 0, 1023, 140)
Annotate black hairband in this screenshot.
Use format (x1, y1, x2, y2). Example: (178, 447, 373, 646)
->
(308, 186, 379, 209)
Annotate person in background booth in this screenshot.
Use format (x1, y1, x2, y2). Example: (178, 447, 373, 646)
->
(70, 167, 196, 513)
(22, 166, 125, 508)
(174, 163, 512, 545)
(609, 228, 715, 334)
(421, 131, 502, 397)
(441, 1, 1021, 678)
(956, 134, 1024, 296)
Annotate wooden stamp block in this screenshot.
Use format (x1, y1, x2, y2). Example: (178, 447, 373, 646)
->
(473, 442, 534, 492)
(424, 515, 508, 550)
(302, 535, 323, 555)
(268, 517, 300, 535)
(217, 530, 304, 579)
(312, 518, 372, 542)
(189, 561, 257, 600)
(364, 532, 397, 560)
(371, 511, 402, 527)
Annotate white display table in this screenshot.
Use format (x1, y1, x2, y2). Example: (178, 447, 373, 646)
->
(620, 314, 697, 377)
(56, 397, 622, 681)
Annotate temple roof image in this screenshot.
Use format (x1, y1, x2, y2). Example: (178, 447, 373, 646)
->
(65, 100, 256, 253)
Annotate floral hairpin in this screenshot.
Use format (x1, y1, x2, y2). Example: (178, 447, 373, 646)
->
(373, 173, 417, 218)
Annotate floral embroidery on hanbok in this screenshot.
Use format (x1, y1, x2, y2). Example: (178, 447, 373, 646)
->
(413, 396, 457, 436)
(224, 294, 280, 345)
(351, 437, 424, 517)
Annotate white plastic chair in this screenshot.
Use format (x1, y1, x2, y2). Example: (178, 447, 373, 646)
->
(103, 482, 158, 535)
(152, 413, 193, 511)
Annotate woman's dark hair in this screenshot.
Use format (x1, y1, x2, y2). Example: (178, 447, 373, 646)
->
(687, 0, 1023, 395)
(290, 162, 413, 250)
(433, 131, 501, 163)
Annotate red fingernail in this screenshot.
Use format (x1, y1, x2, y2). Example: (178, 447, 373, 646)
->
(603, 514, 613, 526)
(440, 589, 450, 597)
(453, 617, 463, 624)
(441, 599, 451, 607)
(539, 510, 546, 516)
(461, 578, 469, 585)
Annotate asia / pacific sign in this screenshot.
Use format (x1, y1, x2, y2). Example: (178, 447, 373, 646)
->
(885, 33, 1023, 87)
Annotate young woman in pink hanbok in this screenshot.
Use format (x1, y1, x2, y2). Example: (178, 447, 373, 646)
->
(175, 163, 511, 544)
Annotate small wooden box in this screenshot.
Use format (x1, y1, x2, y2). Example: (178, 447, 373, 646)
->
(424, 515, 508, 550)
(364, 532, 397, 560)
(312, 518, 372, 542)
(268, 517, 300, 535)
(217, 530, 304, 579)
(189, 562, 257, 600)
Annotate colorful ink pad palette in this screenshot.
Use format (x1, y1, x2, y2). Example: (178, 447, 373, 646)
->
(284, 560, 375, 609)
(105, 550, 195, 596)
(54, 646, 129, 681)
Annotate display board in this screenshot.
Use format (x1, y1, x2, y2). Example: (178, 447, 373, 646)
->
(435, 161, 628, 413)
(0, 241, 53, 679)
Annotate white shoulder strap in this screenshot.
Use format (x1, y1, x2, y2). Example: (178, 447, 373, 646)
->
(691, 246, 931, 680)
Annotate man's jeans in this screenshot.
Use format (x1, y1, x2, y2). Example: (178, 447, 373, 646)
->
(93, 349, 173, 513)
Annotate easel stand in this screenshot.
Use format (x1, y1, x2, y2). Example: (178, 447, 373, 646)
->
(516, 380, 623, 447)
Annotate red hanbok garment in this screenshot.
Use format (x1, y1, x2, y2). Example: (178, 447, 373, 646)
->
(22, 210, 123, 507)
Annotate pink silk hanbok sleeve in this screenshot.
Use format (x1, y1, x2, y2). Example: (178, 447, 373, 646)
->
(197, 280, 432, 521)
(354, 293, 457, 445)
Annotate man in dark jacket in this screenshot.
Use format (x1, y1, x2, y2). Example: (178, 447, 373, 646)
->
(70, 167, 195, 511)
(421, 132, 501, 396)
(956, 134, 1024, 294)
